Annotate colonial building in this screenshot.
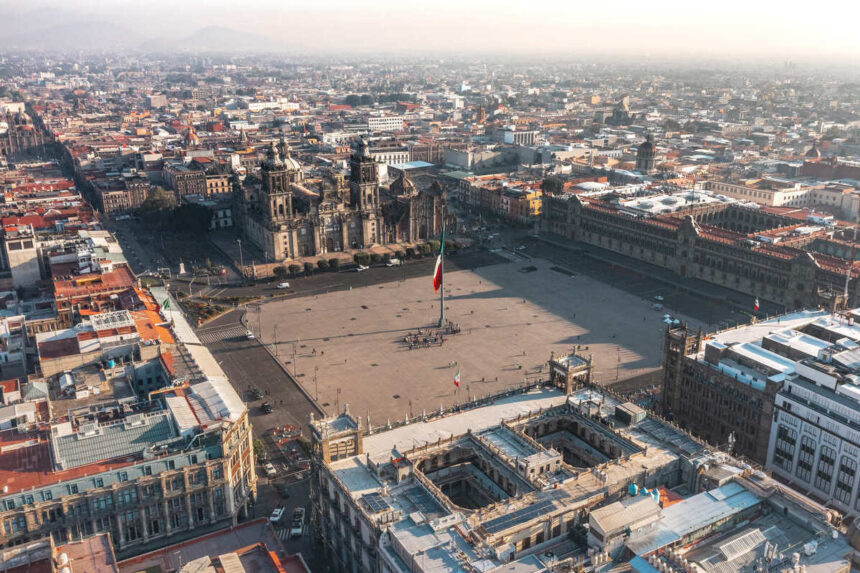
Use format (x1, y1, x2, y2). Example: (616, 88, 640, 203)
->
(542, 189, 860, 309)
(635, 134, 656, 174)
(664, 307, 860, 519)
(237, 138, 444, 261)
(309, 378, 848, 573)
(0, 293, 256, 554)
(0, 110, 45, 158)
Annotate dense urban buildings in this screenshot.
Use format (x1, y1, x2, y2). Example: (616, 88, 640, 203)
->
(0, 38, 859, 572)
(663, 308, 860, 520)
(310, 368, 851, 573)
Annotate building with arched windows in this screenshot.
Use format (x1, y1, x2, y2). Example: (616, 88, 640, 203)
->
(237, 138, 445, 261)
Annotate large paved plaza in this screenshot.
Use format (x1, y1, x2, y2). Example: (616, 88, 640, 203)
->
(251, 257, 703, 421)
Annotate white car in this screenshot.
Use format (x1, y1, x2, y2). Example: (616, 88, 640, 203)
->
(245, 330, 255, 340)
(269, 507, 285, 523)
(290, 507, 305, 537)
(276, 282, 290, 289)
(356, 265, 369, 272)
(264, 463, 277, 477)
(386, 258, 402, 267)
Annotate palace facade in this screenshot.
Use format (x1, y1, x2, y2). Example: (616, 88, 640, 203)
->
(542, 191, 860, 309)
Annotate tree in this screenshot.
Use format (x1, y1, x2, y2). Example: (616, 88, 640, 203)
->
(303, 262, 314, 275)
(288, 264, 302, 275)
(370, 253, 382, 264)
(273, 265, 289, 278)
(329, 257, 340, 271)
(317, 259, 329, 271)
(354, 252, 371, 266)
(138, 188, 175, 227)
(542, 176, 564, 195)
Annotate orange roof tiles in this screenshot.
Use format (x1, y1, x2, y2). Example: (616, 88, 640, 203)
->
(53, 265, 135, 299)
(132, 310, 175, 345)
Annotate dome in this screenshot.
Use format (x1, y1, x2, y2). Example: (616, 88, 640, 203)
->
(283, 156, 301, 171)
(805, 142, 821, 159)
(391, 171, 416, 196)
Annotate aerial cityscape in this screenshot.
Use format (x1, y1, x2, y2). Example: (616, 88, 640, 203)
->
(0, 2, 859, 572)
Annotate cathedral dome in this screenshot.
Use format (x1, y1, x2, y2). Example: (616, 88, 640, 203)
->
(805, 142, 821, 159)
(391, 171, 416, 196)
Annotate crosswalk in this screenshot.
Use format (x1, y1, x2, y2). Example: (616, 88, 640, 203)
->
(276, 526, 290, 541)
(197, 324, 249, 344)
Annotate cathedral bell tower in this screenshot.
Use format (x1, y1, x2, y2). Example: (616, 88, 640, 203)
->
(349, 137, 379, 211)
(261, 141, 293, 223)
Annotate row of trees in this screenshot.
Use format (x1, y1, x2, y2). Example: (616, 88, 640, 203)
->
(270, 240, 460, 279)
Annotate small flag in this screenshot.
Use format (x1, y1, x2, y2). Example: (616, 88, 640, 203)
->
(453, 368, 460, 388)
(432, 227, 445, 292)
(163, 298, 170, 310)
(753, 298, 759, 311)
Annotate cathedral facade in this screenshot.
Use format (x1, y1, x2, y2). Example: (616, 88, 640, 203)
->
(237, 138, 444, 261)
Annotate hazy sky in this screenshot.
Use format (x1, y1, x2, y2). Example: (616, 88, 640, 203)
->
(2, 0, 859, 60)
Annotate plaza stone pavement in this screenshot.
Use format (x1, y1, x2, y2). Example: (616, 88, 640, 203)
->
(255, 258, 702, 422)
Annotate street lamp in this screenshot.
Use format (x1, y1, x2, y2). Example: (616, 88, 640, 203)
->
(237, 239, 244, 281)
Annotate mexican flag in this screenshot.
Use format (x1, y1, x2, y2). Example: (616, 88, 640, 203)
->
(433, 228, 445, 292)
(453, 368, 460, 388)
(753, 298, 759, 311)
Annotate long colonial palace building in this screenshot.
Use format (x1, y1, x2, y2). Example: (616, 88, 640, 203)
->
(542, 186, 860, 309)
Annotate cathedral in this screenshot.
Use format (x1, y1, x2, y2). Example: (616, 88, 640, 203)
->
(0, 110, 45, 158)
(237, 137, 445, 261)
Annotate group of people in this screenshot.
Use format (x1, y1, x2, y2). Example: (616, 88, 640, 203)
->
(403, 329, 447, 349)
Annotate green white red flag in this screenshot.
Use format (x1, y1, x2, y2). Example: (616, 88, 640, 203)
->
(433, 228, 445, 292)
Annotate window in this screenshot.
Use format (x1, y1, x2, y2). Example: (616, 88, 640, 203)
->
(815, 445, 836, 493)
(143, 466, 152, 476)
(835, 456, 856, 505)
(166, 460, 175, 470)
(213, 467, 222, 480)
(42, 490, 52, 501)
(68, 484, 78, 495)
(94, 478, 104, 488)
(795, 436, 816, 483)
(118, 471, 128, 482)
(24, 494, 34, 505)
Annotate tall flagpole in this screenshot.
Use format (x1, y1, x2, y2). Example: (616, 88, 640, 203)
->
(438, 213, 446, 328)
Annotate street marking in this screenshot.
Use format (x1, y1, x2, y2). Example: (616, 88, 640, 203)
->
(197, 325, 248, 343)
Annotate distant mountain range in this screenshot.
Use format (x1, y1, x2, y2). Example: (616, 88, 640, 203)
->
(1, 22, 285, 53)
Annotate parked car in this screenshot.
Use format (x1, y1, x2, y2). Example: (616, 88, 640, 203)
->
(245, 330, 255, 339)
(261, 402, 273, 414)
(276, 282, 290, 289)
(264, 463, 277, 478)
(290, 507, 305, 537)
(386, 258, 402, 267)
(269, 507, 285, 523)
(249, 388, 263, 400)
